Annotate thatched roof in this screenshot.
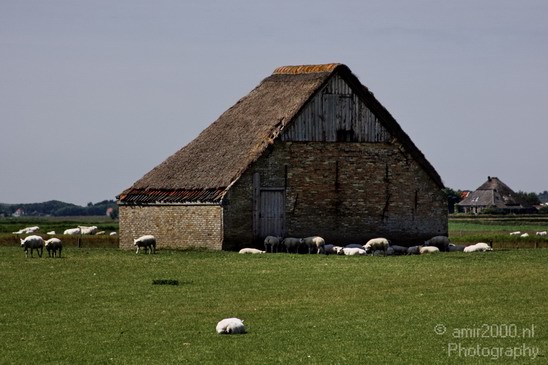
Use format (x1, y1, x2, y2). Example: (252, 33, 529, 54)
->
(119, 63, 443, 204)
(456, 176, 532, 211)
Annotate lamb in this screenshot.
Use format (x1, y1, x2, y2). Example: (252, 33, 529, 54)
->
(263, 236, 282, 253)
(424, 235, 450, 252)
(45, 238, 63, 258)
(281, 237, 303, 253)
(389, 245, 408, 255)
(20, 235, 44, 258)
(419, 246, 439, 254)
(303, 236, 326, 254)
(463, 242, 493, 253)
(63, 227, 81, 235)
(216, 318, 246, 334)
(363, 238, 389, 255)
(133, 235, 156, 254)
(339, 247, 367, 256)
(239, 248, 266, 254)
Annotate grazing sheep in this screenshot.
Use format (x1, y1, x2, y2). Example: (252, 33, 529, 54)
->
(389, 245, 408, 255)
(13, 226, 40, 234)
(216, 318, 246, 334)
(340, 247, 367, 256)
(133, 235, 156, 254)
(263, 236, 282, 253)
(63, 227, 81, 235)
(535, 231, 547, 236)
(424, 235, 450, 252)
(447, 244, 466, 252)
(239, 248, 266, 254)
(419, 246, 439, 254)
(363, 238, 389, 255)
(45, 238, 63, 258)
(20, 235, 44, 258)
(281, 237, 303, 253)
(303, 236, 326, 254)
(509, 231, 521, 236)
(520, 233, 529, 238)
(79, 226, 98, 235)
(464, 242, 493, 253)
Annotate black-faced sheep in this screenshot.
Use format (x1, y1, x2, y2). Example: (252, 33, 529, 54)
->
(133, 235, 156, 254)
(20, 235, 44, 258)
(45, 238, 63, 258)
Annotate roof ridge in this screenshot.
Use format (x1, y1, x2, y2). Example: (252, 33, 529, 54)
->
(272, 63, 342, 75)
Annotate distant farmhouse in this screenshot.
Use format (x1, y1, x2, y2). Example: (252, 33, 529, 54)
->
(117, 63, 447, 251)
(456, 176, 535, 214)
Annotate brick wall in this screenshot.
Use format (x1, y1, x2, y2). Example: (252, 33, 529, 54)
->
(119, 205, 223, 250)
(223, 141, 447, 248)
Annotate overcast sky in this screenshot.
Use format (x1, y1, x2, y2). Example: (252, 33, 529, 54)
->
(2, 0, 547, 206)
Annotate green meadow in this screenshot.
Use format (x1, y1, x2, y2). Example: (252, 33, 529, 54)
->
(0, 247, 546, 364)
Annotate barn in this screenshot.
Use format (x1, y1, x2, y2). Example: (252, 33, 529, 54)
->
(117, 63, 447, 251)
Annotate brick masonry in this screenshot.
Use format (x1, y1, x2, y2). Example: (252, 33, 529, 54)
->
(119, 205, 222, 250)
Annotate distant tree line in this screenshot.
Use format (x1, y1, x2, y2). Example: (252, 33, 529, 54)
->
(0, 200, 119, 218)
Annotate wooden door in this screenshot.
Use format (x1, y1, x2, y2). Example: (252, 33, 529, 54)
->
(258, 189, 285, 238)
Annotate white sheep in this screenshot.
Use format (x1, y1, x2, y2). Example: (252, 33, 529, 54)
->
(133, 235, 156, 254)
(20, 235, 44, 258)
(263, 236, 282, 253)
(419, 246, 439, 254)
(110, 232, 117, 236)
(340, 247, 367, 256)
(79, 226, 98, 235)
(46, 231, 56, 235)
(303, 236, 326, 254)
(332, 246, 345, 255)
(13, 226, 40, 234)
(95, 231, 106, 235)
(363, 238, 389, 255)
(281, 237, 303, 253)
(464, 242, 493, 253)
(535, 231, 547, 236)
(45, 238, 63, 258)
(63, 227, 81, 235)
(520, 233, 529, 238)
(216, 318, 246, 334)
(509, 231, 521, 236)
(239, 248, 266, 254)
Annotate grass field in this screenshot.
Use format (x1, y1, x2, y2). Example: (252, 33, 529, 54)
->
(1, 247, 546, 364)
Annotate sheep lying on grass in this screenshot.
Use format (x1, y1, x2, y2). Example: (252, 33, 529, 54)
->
(464, 242, 493, 253)
(45, 238, 63, 258)
(419, 246, 439, 254)
(63, 227, 81, 235)
(21, 235, 44, 258)
(239, 248, 265, 254)
(216, 318, 246, 334)
(340, 247, 367, 256)
(13, 226, 40, 235)
(133, 235, 156, 254)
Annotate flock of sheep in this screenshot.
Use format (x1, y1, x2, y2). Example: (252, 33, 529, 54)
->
(238, 235, 494, 255)
(510, 231, 547, 237)
(13, 225, 117, 258)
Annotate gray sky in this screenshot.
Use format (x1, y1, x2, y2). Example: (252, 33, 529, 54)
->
(2, 0, 547, 206)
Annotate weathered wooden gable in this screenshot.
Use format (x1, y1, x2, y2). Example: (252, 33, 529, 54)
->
(281, 74, 391, 142)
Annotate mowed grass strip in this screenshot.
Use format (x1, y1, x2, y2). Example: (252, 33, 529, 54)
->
(0, 248, 546, 364)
